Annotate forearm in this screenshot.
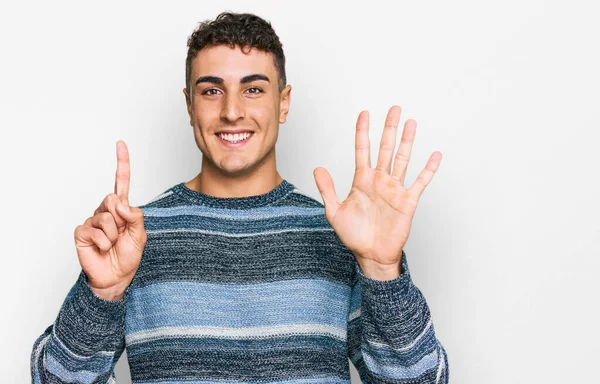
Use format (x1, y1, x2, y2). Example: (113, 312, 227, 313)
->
(355, 251, 449, 383)
(31, 271, 128, 383)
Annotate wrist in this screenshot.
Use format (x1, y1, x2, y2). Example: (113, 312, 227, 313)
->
(358, 260, 401, 281)
(89, 281, 130, 301)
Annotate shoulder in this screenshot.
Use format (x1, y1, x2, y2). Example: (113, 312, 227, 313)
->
(136, 183, 184, 210)
(273, 183, 324, 209)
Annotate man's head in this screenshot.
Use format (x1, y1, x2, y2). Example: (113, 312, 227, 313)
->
(185, 12, 287, 95)
(183, 12, 292, 179)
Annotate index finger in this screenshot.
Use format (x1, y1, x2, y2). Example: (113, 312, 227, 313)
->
(355, 110, 371, 170)
(114, 140, 130, 205)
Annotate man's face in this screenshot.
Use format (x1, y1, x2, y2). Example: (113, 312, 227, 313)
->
(184, 44, 291, 177)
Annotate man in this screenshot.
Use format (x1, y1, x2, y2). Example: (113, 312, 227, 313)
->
(31, 11, 448, 383)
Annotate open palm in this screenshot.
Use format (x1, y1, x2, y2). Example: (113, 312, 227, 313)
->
(314, 106, 442, 279)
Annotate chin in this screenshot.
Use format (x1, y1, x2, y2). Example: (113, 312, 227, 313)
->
(217, 161, 256, 176)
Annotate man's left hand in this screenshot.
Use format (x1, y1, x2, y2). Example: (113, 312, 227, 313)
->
(314, 105, 442, 281)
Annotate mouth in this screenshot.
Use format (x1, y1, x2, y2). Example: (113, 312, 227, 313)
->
(216, 131, 254, 147)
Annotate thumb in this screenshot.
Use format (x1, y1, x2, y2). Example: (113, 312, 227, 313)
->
(116, 202, 146, 235)
(313, 167, 340, 222)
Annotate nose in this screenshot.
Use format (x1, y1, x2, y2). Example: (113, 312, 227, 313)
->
(220, 92, 245, 123)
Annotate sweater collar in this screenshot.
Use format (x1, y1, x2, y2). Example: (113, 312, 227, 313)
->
(171, 179, 295, 209)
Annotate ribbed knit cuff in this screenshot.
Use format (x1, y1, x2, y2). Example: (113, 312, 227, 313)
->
(52, 271, 129, 355)
(356, 250, 429, 324)
(355, 249, 413, 302)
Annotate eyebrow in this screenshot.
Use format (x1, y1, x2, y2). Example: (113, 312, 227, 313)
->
(195, 74, 270, 85)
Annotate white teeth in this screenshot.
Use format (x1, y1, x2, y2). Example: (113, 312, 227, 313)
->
(219, 132, 251, 143)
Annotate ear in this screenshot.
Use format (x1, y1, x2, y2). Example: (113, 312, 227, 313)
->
(183, 88, 193, 126)
(279, 84, 292, 124)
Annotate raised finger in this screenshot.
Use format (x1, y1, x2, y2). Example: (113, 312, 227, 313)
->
(355, 110, 371, 170)
(408, 151, 442, 200)
(375, 105, 401, 174)
(114, 140, 130, 205)
(391, 119, 417, 186)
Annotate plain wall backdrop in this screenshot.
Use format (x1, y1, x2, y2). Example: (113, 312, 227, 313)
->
(1, 0, 599, 382)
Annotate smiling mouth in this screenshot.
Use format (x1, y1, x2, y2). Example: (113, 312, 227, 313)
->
(217, 131, 254, 145)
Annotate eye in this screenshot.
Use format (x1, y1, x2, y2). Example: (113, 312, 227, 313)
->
(202, 88, 222, 96)
(245, 87, 263, 95)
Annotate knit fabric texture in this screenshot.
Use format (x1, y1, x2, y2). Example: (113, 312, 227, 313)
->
(31, 179, 449, 383)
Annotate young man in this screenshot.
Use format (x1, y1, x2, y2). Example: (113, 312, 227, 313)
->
(31, 12, 448, 384)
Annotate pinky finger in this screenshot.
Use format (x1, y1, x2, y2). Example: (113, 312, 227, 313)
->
(408, 151, 442, 200)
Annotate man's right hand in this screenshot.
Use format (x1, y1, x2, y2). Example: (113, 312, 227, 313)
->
(74, 140, 147, 301)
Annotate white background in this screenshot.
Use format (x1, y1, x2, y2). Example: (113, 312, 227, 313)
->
(1, 0, 599, 383)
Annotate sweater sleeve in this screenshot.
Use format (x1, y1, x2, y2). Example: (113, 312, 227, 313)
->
(347, 250, 449, 383)
(30, 270, 130, 384)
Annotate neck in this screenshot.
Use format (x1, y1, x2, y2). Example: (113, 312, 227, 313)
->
(185, 152, 283, 198)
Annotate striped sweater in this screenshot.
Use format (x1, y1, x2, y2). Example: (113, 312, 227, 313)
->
(31, 179, 449, 383)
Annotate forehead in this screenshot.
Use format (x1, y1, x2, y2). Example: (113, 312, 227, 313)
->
(191, 44, 277, 81)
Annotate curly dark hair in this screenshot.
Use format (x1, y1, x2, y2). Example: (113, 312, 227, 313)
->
(185, 12, 287, 94)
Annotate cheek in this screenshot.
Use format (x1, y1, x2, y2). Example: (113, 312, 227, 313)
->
(194, 102, 216, 121)
(191, 110, 212, 143)
(251, 103, 278, 126)
(192, 104, 220, 133)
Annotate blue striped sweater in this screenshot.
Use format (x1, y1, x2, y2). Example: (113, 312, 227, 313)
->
(31, 179, 449, 383)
